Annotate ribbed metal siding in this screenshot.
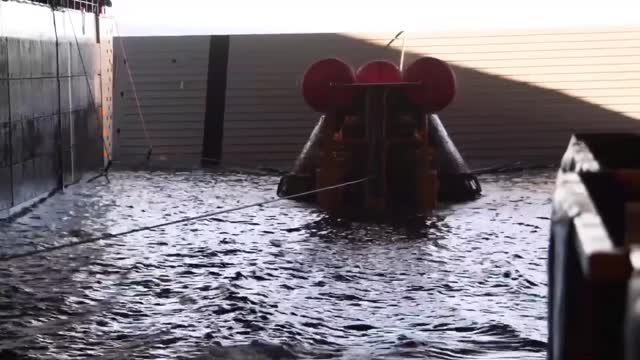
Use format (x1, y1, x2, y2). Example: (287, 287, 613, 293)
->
(112, 36, 209, 164)
(99, 17, 115, 166)
(224, 28, 640, 168)
(223, 34, 399, 167)
(1, 1, 103, 216)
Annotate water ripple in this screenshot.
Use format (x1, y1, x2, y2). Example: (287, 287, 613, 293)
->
(0, 169, 553, 359)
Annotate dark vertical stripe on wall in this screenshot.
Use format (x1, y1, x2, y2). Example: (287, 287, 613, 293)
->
(52, 9, 64, 188)
(1, 35, 14, 211)
(201, 35, 230, 165)
(7, 48, 14, 210)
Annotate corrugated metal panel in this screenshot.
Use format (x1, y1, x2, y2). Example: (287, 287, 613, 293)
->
(99, 17, 115, 166)
(224, 28, 640, 168)
(223, 33, 398, 167)
(112, 36, 209, 164)
(0, 1, 103, 217)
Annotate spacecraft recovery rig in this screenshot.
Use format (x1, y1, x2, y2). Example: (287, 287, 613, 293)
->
(276, 57, 481, 218)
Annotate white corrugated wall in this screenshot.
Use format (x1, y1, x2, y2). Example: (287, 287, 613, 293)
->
(111, 29, 640, 168)
(112, 36, 210, 165)
(223, 28, 640, 168)
(223, 34, 399, 166)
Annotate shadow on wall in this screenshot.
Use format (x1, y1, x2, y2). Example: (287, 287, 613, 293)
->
(346, 34, 640, 167)
(436, 64, 640, 167)
(224, 32, 640, 168)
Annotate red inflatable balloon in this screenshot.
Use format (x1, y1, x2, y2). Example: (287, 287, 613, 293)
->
(301, 58, 356, 113)
(403, 57, 457, 112)
(355, 60, 402, 83)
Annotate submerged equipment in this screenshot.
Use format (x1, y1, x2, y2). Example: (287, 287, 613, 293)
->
(277, 57, 481, 218)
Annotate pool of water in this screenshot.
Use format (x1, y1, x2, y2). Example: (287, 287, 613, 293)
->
(0, 169, 553, 359)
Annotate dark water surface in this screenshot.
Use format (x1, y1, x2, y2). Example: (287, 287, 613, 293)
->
(0, 169, 553, 359)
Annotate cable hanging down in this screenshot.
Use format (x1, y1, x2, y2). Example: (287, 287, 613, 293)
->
(114, 21, 154, 162)
(0, 178, 371, 262)
(66, 11, 114, 183)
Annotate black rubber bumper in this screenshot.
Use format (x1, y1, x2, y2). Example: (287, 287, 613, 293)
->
(277, 173, 316, 201)
(437, 173, 482, 203)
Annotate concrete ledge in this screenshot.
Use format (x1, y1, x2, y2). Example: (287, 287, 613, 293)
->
(0, 189, 58, 221)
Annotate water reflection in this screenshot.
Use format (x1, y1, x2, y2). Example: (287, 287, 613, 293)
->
(0, 169, 553, 359)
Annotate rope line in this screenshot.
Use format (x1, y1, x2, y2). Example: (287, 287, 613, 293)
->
(386, 31, 405, 48)
(471, 161, 558, 175)
(68, 11, 112, 163)
(0, 177, 370, 262)
(66, 11, 113, 184)
(114, 22, 153, 160)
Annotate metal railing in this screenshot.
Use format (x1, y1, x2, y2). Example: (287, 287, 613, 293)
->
(28, 0, 111, 14)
